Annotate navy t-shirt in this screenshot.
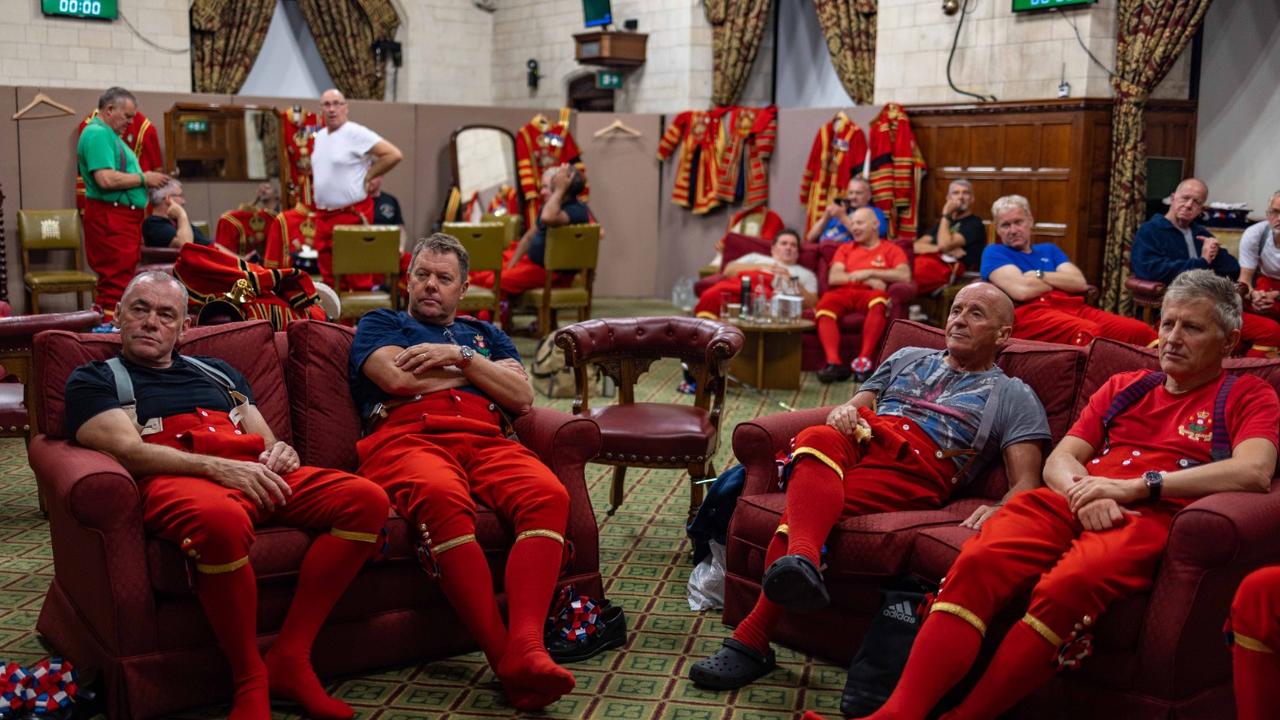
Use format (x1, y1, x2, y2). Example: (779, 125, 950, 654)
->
(64, 354, 254, 437)
(142, 215, 212, 249)
(373, 191, 403, 226)
(349, 309, 521, 419)
(528, 198, 592, 267)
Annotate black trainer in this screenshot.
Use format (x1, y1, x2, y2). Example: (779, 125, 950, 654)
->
(816, 363, 852, 384)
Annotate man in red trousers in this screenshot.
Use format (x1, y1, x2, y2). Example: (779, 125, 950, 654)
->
(1228, 565, 1280, 720)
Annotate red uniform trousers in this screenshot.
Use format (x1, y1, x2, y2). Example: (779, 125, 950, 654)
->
(315, 198, 376, 291)
(83, 198, 144, 320)
(732, 410, 956, 653)
(693, 271, 775, 319)
(1240, 311, 1280, 357)
(1012, 291, 1156, 347)
(355, 390, 575, 709)
(912, 253, 961, 296)
(814, 284, 890, 365)
(1229, 565, 1280, 720)
(469, 245, 577, 300)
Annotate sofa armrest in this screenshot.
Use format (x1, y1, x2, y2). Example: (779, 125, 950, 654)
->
(513, 407, 602, 575)
(732, 407, 834, 496)
(887, 281, 919, 319)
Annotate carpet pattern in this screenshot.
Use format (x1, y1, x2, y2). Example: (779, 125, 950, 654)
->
(6, 300, 863, 719)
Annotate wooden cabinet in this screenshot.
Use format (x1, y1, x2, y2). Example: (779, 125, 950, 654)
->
(907, 98, 1197, 286)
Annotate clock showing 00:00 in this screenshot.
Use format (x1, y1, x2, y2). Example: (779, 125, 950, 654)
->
(42, 0, 119, 20)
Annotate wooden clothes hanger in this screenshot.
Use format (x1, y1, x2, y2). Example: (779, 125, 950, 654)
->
(12, 91, 75, 120)
(593, 118, 643, 138)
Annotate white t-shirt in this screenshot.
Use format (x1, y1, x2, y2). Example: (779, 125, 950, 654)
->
(312, 121, 381, 210)
(1238, 220, 1280, 278)
(732, 252, 819, 294)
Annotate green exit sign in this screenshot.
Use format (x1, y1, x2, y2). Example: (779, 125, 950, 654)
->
(596, 70, 623, 91)
(1012, 0, 1094, 11)
(183, 119, 209, 133)
(42, 0, 118, 20)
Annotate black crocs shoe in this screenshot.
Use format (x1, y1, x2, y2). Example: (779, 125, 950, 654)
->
(762, 554, 830, 613)
(816, 363, 852, 384)
(688, 638, 777, 691)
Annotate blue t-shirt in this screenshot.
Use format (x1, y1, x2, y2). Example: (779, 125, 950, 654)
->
(818, 206, 889, 242)
(348, 309, 521, 419)
(979, 242, 1071, 281)
(529, 198, 593, 266)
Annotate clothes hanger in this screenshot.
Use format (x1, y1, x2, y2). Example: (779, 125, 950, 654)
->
(593, 118, 643, 138)
(11, 91, 75, 120)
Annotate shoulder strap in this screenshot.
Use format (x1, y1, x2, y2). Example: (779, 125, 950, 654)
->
(1211, 374, 1239, 461)
(1101, 371, 1166, 431)
(183, 356, 236, 390)
(105, 357, 136, 408)
(953, 375, 1012, 487)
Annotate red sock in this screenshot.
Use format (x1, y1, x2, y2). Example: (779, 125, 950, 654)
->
(867, 611, 982, 720)
(436, 539, 508, 668)
(944, 620, 1058, 720)
(817, 315, 843, 364)
(197, 565, 269, 720)
(496, 536, 576, 710)
(267, 534, 377, 720)
(859, 303, 888, 360)
(731, 533, 788, 654)
(780, 458, 844, 566)
(1234, 644, 1280, 720)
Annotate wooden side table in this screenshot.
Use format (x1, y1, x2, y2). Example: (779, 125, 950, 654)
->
(728, 318, 814, 390)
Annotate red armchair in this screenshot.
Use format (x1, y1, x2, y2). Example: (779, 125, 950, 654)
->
(30, 319, 603, 720)
(723, 321, 1280, 719)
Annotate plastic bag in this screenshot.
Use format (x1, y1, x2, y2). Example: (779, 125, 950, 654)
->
(686, 540, 726, 611)
(671, 276, 697, 312)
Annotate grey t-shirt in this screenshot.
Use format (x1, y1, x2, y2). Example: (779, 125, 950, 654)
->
(860, 348, 1051, 468)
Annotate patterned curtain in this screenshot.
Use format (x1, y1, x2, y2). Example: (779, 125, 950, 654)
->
(704, 0, 772, 107)
(190, 0, 275, 94)
(1101, 0, 1214, 312)
(813, 0, 877, 105)
(295, 0, 400, 100)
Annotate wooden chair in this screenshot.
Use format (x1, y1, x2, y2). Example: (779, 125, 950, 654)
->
(443, 222, 505, 321)
(331, 225, 401, 322)
(17, 209, 97, 313)
(555, 317, 744, 521)
(517, 224, 601, 338)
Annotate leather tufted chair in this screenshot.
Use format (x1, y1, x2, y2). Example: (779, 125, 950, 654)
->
(1125, 274, 1166, 327)
(556, 316, 745, 520)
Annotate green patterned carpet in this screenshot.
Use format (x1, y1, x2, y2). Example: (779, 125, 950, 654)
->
(4, 299, 861, 719)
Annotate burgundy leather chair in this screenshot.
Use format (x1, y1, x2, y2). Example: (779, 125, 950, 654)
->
(138, 245, 180, 275)
(555, 316, 744, 520)
(30, 320, 604, 720)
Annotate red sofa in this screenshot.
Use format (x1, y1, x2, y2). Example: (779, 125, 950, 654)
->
(724, 319, 1280, 719)
(29, 320, 603, 720)
(694, 233, 918, 371)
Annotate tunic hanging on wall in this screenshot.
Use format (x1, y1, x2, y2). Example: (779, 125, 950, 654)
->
(516, 109, 588, 231)
(264, 203, 319, 269)
(215, 204, 275, 257)
(712, 105, 777, 208)
(656, 110, 723, 215)
(279, 107, 323, 210)
(800, 111, 868, 233)
(869, 103, 927, 241)
(75, 109, 163, 214)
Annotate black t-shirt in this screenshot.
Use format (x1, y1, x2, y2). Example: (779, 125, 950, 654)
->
(924, 214, 987, 270)
(142, 215, 212, 249)
(373, 191, 403, 226)
(528, 198, 592, 267)
(64, 354, 255, 437)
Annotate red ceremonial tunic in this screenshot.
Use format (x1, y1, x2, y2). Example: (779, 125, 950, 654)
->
(713, 105, 777, 207)
(279, 107, 323, 209)
(657, 110, 722, 215)
(263, 204, 319, 269)
(800, 112, 868, 233)
(214, 206, 275, 257)
(515, 111, 587, 229)
(868, 103, 926, 241)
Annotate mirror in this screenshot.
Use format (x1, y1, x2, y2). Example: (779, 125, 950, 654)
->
(450, 125, 519, 221)
(164, 103, 279, 182)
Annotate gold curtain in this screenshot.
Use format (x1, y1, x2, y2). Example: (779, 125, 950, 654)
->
(190, 0, 275, 94)
(704, 0, 773, 107)
(295, 0, 401, 100)
(1101, 0, 1214, 312)
(813, 0, 877, 105)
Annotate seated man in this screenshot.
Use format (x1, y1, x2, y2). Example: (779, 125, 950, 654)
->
(66, 271, 388, 720)
(1133, 177, 1280, 357)
(814, 208, 910, 383)
(807, 176, 888, 244)
(693, 228, 818, 319)
(913, 179, 987, 295)
(1229, 565, 1280, 720)
(1235, 190, 1280, 320)
(870, 269, 1279, 720)
(470, 163, 593, 300)
(351, 233, 575, 711)
(142, 179, 217, 250)
(982, 194, 1155, 347)
(689, 282, 1051, 691)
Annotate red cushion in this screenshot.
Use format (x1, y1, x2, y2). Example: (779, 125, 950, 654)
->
(589, 403, 715, 462)
(285, 320, 362, 471)
(34, 320, 291, 442)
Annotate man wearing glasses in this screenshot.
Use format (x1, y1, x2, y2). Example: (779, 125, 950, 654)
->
(1132, 178, 1280, 357)
(1236, 191, 1280, 320)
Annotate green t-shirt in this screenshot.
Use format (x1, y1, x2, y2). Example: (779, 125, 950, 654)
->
(77, 116, 147, 207)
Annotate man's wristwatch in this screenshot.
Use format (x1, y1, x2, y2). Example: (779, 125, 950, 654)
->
(1143, 470, 1164, 502)
(456, 345, 474, 369)
(1035, 268, 1045, 280)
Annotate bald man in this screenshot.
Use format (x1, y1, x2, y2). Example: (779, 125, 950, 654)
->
(690, 283, 1052, 691)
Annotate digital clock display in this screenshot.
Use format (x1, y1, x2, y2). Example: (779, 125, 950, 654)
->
(1012, 0, 1095, 12)
(42, 0, 118, 21)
